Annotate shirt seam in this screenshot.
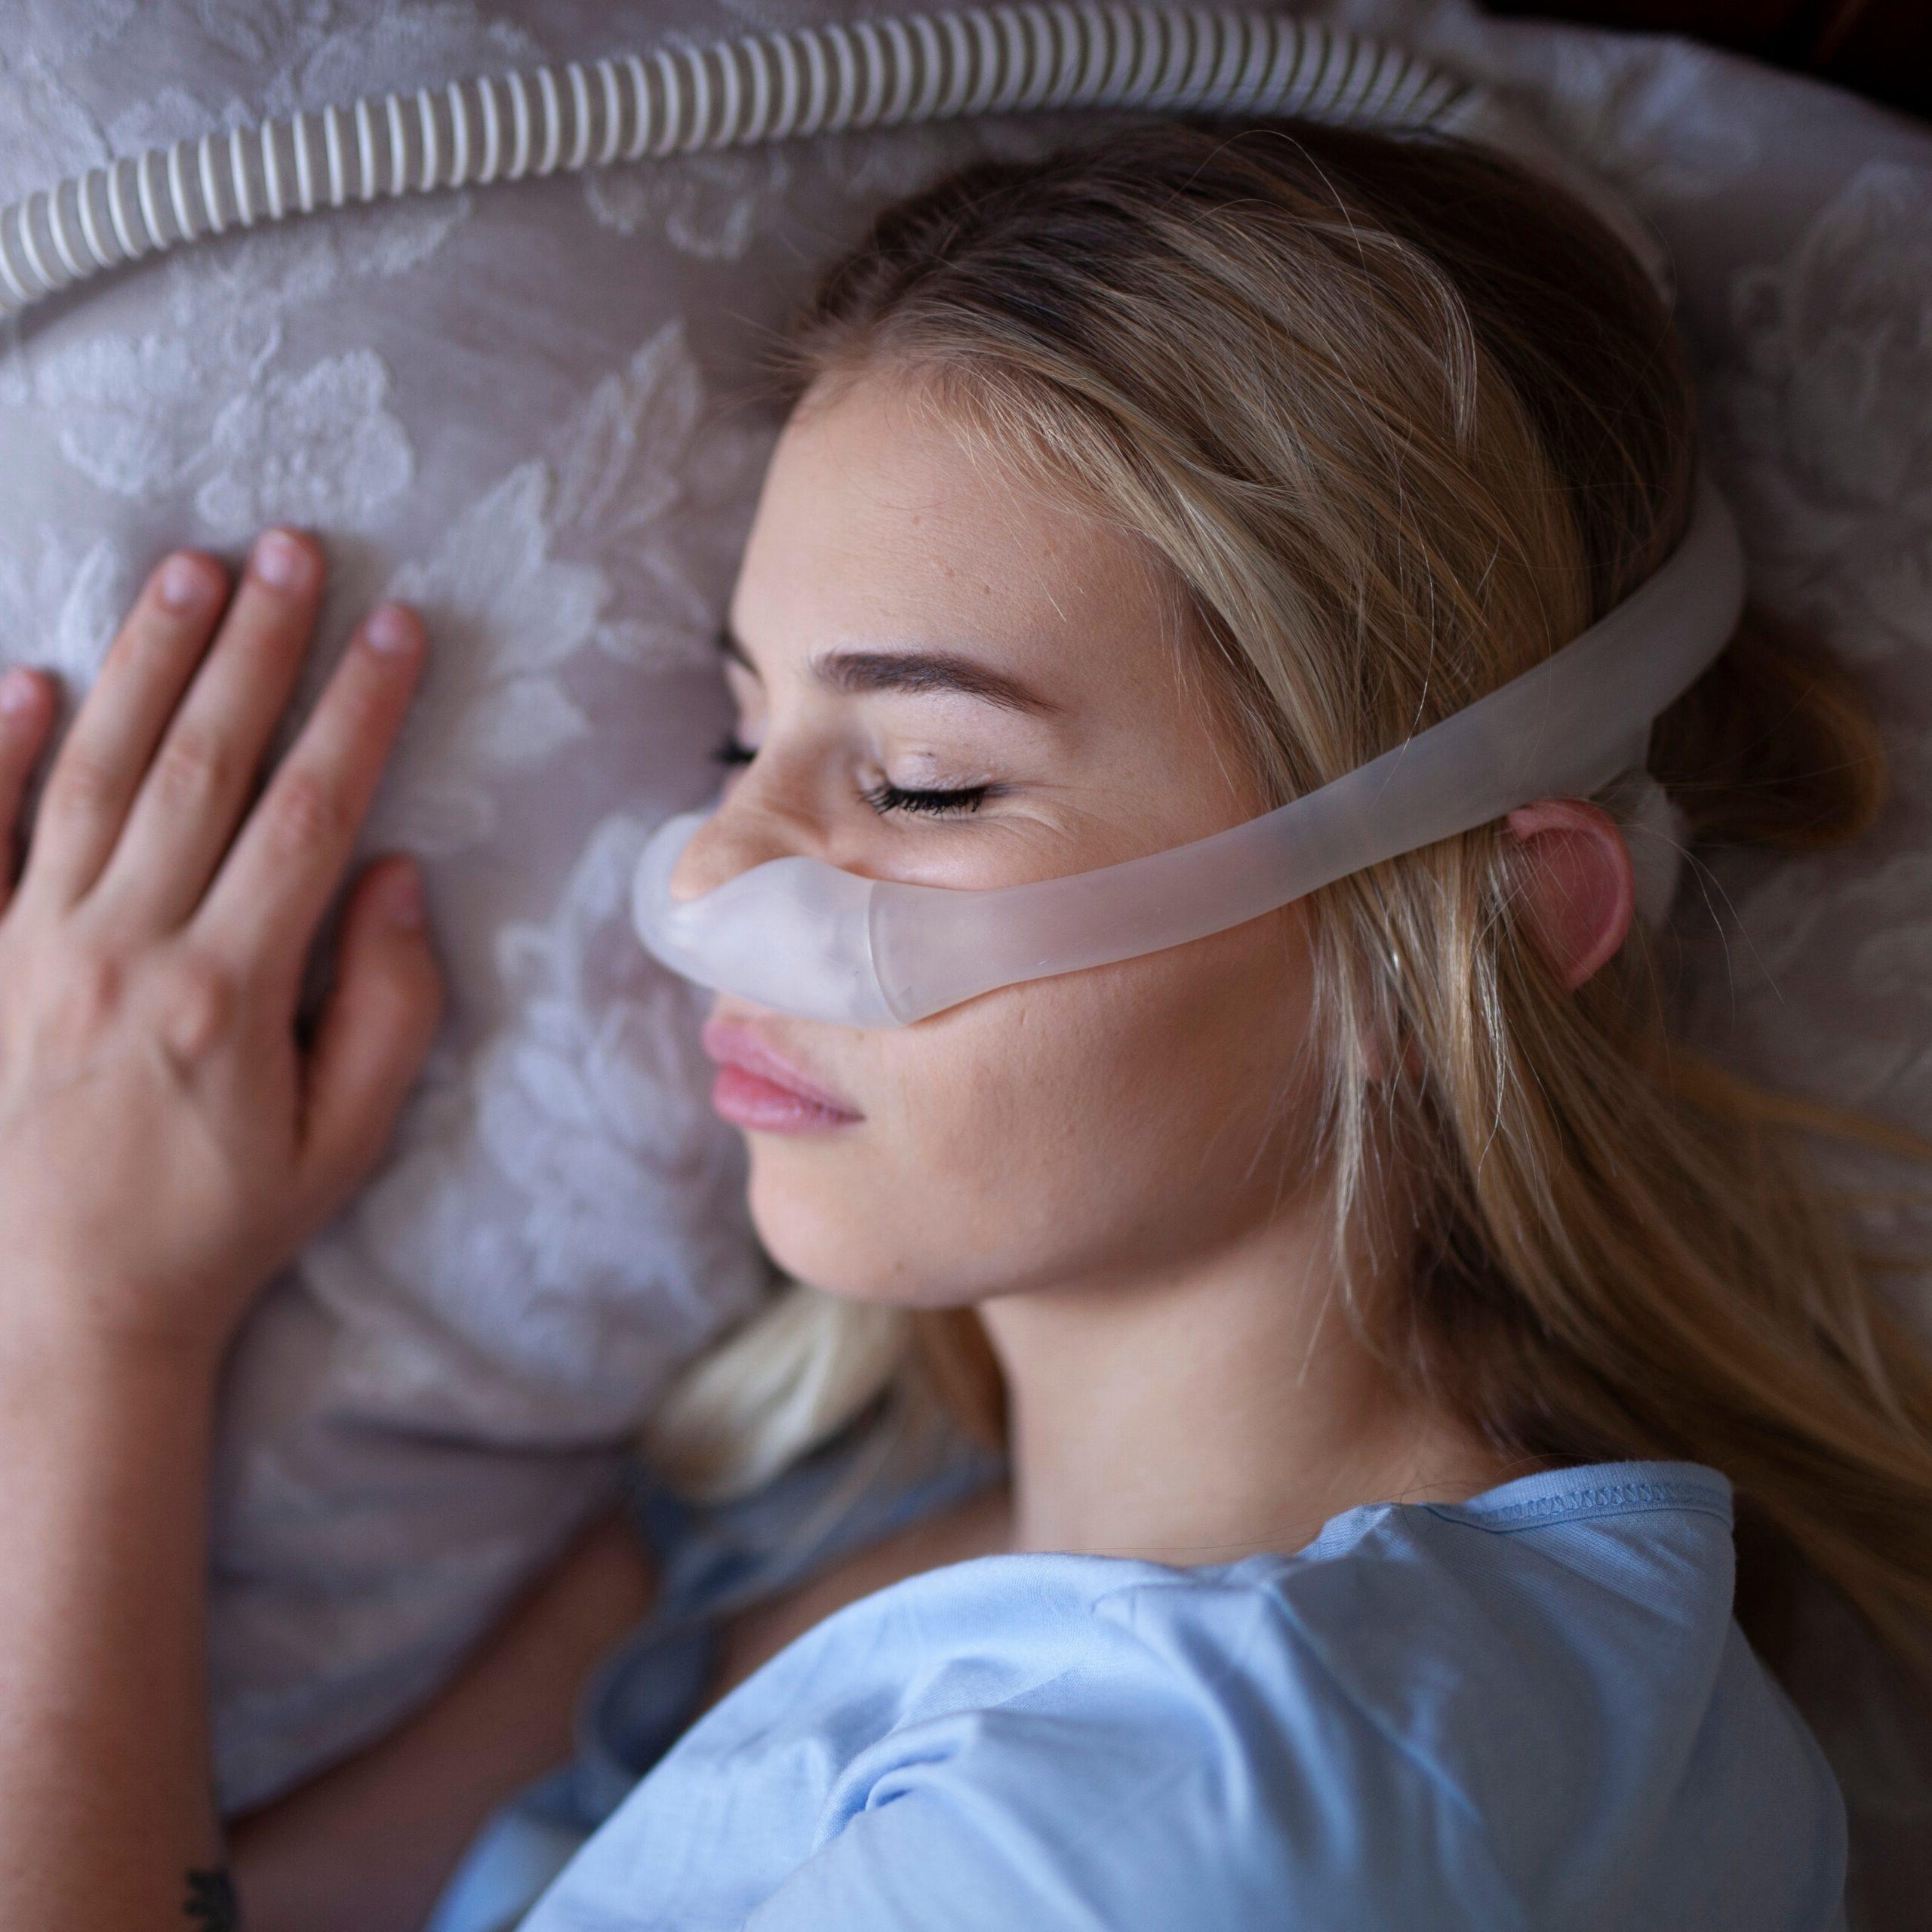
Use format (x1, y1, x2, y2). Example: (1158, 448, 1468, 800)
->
(1420, 1499, 1734, 1539)
(1420, 1480, 1732, 1536)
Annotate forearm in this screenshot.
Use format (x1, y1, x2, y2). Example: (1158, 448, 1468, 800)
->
(231, 1509, 657, 1932)
(0, 1337, 226, 1930)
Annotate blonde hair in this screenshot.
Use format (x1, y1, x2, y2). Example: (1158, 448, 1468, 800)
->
(646, 116, 1932, 1694)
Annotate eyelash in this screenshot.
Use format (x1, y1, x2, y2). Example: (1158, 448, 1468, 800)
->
(712, 733, 993, 818)
(858, 778, 992, 817)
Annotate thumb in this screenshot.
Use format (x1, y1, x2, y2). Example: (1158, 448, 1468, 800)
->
(299, 854, 444, 1211)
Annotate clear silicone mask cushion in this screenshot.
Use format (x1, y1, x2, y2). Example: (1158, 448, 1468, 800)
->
(631, 472, 1745, 1028)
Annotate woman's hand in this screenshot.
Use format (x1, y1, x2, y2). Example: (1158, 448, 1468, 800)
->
(0, 528, 441, 1373)
(0, 529, 442, 1932)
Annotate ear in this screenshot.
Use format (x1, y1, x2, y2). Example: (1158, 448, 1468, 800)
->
(1503, 798, 1637, 992)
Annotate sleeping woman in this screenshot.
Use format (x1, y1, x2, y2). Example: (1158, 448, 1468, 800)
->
(2, 115, 1930, 1931)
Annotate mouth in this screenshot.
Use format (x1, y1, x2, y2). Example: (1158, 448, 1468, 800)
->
(700, 1015, 865, 1135)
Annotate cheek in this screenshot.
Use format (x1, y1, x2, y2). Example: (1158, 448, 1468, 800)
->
(745, 912, 1320, 1303)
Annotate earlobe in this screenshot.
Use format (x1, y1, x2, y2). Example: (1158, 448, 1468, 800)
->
(1503, 798, 1637, 992)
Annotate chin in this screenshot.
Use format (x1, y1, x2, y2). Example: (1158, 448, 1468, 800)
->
(743, 1149, 983, 1310)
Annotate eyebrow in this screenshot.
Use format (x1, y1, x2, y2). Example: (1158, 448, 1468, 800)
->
(717, 623, 1063, 718)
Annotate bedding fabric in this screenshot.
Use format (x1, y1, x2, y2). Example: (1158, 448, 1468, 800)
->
(3, 5, 1930, 1926)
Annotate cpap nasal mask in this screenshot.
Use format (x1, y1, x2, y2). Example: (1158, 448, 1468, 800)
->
(631, 472, 1745, 1026)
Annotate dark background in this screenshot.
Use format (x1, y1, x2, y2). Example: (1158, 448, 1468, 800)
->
(1486, 0, 1931, 119)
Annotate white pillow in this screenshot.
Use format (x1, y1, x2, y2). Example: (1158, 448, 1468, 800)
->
(0, 0, 1100, 1814)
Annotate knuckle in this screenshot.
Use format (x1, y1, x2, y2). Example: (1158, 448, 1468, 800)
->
(322, 664, 394, 747)
(380, 960, 445, 1039)
(57, 943, 126, 1038)
(263, 769, 343, 858)
(155, 946, 239, 1059)
(333, 675, 388, 737)
(48, 746, 123, 820)
(150, 728, 235, 806)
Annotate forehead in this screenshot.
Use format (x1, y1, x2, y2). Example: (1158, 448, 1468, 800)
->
(728, 374, 1183, 700)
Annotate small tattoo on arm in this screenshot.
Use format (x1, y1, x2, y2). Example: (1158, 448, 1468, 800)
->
(184, 1866, 240, 1928)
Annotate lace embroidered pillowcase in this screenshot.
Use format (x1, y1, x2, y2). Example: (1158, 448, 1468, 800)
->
(0, 0, 1134, 1811)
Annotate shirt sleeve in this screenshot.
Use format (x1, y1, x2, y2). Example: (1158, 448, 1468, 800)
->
(738, 1655, 1513, 1932)
(743, 1706, 1243, 1931)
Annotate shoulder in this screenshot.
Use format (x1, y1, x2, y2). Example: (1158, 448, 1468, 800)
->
(757, 1460, 1844, 1931)
(529, 1461, 1847, 1932)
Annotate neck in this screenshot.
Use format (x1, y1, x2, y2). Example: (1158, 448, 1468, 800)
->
(975, 1206, 1521, 1565)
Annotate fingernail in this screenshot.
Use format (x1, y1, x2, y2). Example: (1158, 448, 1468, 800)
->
(385, 863, 424, 930)
(0, 668, 37, 716)
(363, 602, 421, 659)
(252, 528, 312, 591)
(158, 552, 211, 610)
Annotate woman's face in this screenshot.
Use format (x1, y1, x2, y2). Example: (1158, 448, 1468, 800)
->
(675, 373, 1325, 1308)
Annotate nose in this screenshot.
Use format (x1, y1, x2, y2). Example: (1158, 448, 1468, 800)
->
(667, 782, 807, 902)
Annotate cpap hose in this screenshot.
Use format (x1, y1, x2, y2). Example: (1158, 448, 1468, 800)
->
(0, 5, 1486, 320)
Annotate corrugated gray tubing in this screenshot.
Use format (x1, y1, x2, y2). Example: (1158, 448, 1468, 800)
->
(0, 3, 1478, 321)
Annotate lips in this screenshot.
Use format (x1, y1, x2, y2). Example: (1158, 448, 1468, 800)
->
(700, 1015, 863, 1134)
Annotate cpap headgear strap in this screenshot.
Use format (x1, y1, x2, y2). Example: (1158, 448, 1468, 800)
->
(632, 471, 1745, 1026)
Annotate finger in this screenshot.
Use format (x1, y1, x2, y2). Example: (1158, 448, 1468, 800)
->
(192, 601, 427, 997)
(17, 549, 229, 907)
(0, 668, 55, 915)
(297, 855, 444, 1212)
(91, 528, 326, 932)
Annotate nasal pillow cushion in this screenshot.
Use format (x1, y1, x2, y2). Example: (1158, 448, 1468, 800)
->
(4, 2, 1930, 1906)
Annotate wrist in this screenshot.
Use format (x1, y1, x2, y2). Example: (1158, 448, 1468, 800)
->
(0, 1304, 225, 1412)
(0, 1337, 220, 1537)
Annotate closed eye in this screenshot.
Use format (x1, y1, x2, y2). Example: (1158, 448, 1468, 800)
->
(859, 778, 994, 817)
(713, 732, 996, 817)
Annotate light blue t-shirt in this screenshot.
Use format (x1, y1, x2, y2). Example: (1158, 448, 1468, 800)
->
(494, 1459, 1844, 1931)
